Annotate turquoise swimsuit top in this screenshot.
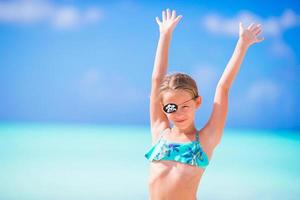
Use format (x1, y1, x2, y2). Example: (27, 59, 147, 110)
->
(144, 129, 209, 168)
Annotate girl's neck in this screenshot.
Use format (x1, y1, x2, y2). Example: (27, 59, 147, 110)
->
(171, 123, 198, 136)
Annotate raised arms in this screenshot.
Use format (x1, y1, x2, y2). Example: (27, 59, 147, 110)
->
(205, 22, 264, 147)
(152, 9, 182, 80)
(217, 22, 264, 89)
(150, 9, 182, 142)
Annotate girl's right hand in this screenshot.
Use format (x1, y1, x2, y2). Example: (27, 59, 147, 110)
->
(156, 8, 183, 35)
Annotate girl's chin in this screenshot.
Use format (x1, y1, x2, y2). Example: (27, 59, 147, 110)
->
(174, 120, 187, 124)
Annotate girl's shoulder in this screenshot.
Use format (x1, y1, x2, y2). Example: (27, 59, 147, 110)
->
(198, 126, 219, 160)
(151, 125, 170, 145)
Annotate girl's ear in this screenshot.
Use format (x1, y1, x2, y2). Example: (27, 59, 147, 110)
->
(195, 96, 202, 108)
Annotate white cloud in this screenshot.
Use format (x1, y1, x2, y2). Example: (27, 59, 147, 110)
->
(244, 79, 281, 107)
(77, 67, 145, 107)
(51, 6, 81, 29)
(231, 78, 293, 119)
(83, 8, 103, 23)
(201, 9, 299, 59)
(269, 38, 295, 58)
(201, 9, 299, 37)
(0, 0, 103, 29)
(280, 9, 299, 29)
(232, 78, 298, 128)
(201, 11, 260, 36)
(0, 1, 51, 23)
(191, 64, 219, 94)
(79, 67, 103, 89)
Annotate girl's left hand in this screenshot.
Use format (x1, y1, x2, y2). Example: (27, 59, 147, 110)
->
(239, 22, 264, 47)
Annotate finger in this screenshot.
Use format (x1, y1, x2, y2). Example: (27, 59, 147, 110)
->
(167, 8, 171, 19)
(156, 16, 162, 25)
(162, 10, 167, 22)
(256, 37, 265, 43)
(173, 15, 183, 26)
(252, 24, 261, 33)
(250, 23, 258, 31)
(175, 15, 183, 22)
(254, 28, 262, 36)
(252, 26, 260, 34)
(171, 10, 176, 20)
(247, 23, 255, 30)
(239, 22, 244, 30)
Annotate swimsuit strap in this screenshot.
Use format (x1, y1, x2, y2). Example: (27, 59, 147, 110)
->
(159, 128, 168, 139)
(195, 131, 200, 142)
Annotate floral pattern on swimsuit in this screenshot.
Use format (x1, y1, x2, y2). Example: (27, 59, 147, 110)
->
(144, 131, 209, 168)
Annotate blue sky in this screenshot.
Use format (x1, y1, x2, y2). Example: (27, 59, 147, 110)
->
(0, 0, 299, 130)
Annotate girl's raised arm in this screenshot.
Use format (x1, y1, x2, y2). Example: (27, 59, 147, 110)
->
(205, 22, 264, 147)
(150, 9, 182, 142)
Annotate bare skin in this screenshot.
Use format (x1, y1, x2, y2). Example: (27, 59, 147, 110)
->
(148, 8, 264, 200)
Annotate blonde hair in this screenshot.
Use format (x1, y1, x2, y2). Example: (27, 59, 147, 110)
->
(159, 72, 199, 102)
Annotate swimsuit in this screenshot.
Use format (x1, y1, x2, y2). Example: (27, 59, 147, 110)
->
(144, 129, 209, 168)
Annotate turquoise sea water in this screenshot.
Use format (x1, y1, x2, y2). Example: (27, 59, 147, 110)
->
(0, 122, 299, 200)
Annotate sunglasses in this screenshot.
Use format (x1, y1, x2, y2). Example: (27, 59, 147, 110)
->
(163, 96, 198, 114)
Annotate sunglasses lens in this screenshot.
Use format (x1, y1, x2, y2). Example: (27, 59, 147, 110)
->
(163, 103, 177, 113)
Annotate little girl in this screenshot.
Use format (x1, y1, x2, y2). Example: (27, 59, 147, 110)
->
(144, 8, 264, 200)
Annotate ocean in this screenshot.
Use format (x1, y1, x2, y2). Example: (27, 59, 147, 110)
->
(0, 122, 299, 200)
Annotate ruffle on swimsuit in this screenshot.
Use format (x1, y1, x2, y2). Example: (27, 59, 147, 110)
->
(144, 129, 209, 168)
